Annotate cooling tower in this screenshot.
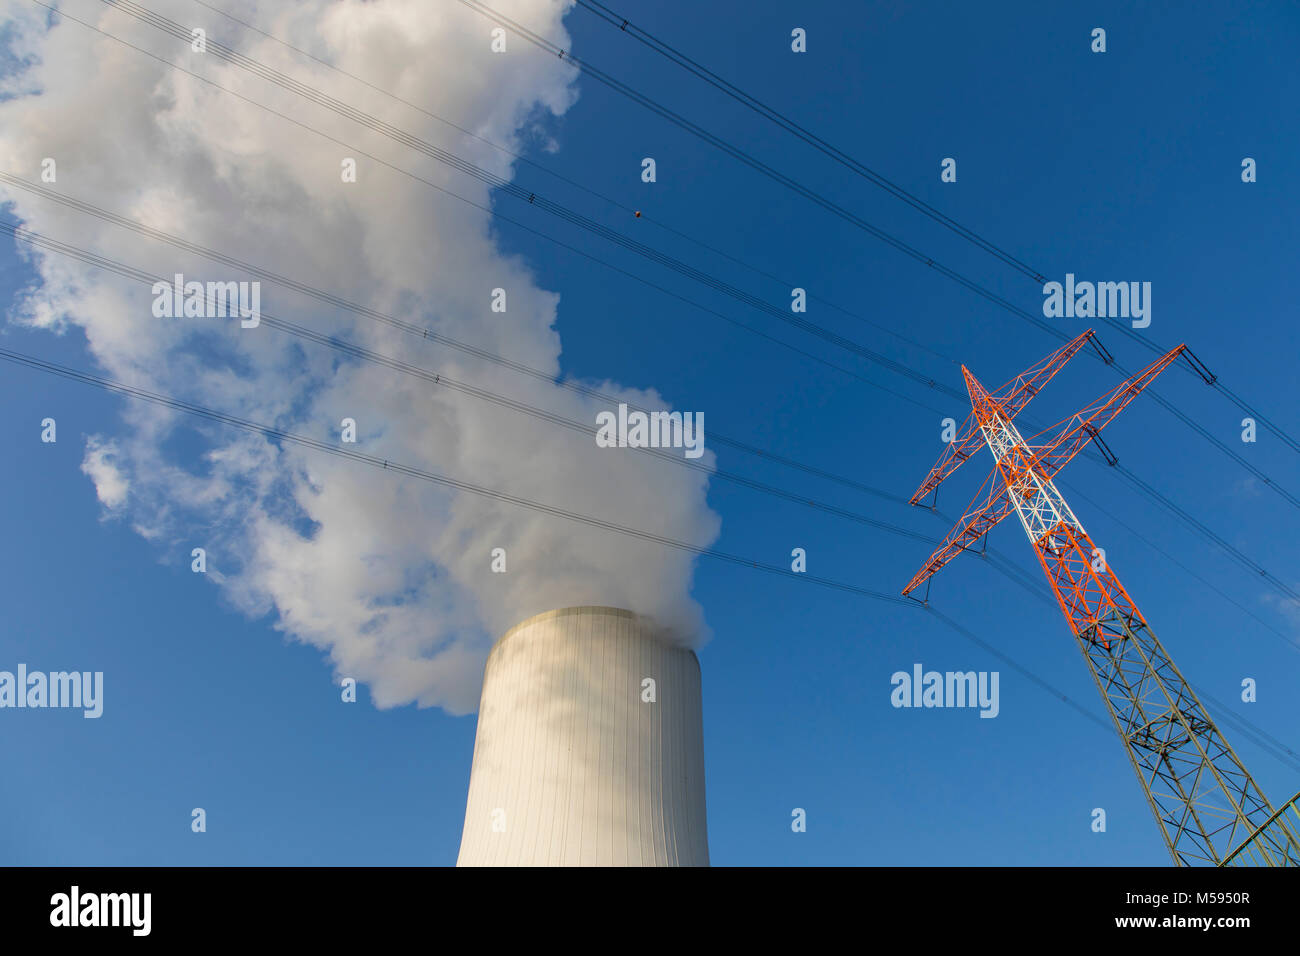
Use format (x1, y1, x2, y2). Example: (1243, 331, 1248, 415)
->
(456, 606, 709, 866)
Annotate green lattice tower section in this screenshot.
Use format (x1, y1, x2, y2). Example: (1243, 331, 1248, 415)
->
(1062, 561, 1300, 866)
(1222, 790, 1300, 866)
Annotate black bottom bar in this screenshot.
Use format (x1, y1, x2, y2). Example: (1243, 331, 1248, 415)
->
(0, 866, 1286, 942)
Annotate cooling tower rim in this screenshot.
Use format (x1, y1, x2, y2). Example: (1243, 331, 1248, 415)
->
(491, 605, 699, 664)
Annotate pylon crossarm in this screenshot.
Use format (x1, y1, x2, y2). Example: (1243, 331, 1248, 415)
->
(908, 329, 1099, 504)
(989, 328, 1098, 406)
(1027, 344, 1188, 481)
(909, 410, 982, 504)
(902, 468, 1014, 597)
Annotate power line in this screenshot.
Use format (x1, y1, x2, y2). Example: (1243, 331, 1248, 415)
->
(0, 342, 917, 604)
(8, 3, 1293, 778)
(15, 214, 1298, 770)
(925, 607, 1111, 732)
(444, 0, 1075, 338)
(51, 0, 1300, 513)
(0, 216, 948, 549)
(0, 171, 946, 489)
(454, 0, 1300, 476)
(1059, 477, 1300, 651)
(943, 513, 1300, 775)
(182, 0, 960, 370)
(571, 0, 1044, 283)
(2, 342, 1134, 733)
(92, 0, 961, 402)
(1114, 464, 1300, 604)
(565, 0, 1300, 458)
(1194, 685, 1300, 775)
(23, 4, 955, 418)
(177, 1, 1300, 549)
(949, 562, 1300, 773)
(203, 0, 1297, 460)
(8, 172, 1294, 618)
(10, 213, 1213, 659)
(14, 6, 1298, 668)
(0, 211, 1121, 631)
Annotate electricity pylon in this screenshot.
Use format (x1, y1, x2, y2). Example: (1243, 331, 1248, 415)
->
(902, 330, 1300, 866)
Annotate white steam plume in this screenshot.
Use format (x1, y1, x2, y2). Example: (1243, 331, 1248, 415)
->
(0, 0, 720, 714)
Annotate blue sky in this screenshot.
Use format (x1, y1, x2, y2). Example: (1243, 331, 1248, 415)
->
(2, 0, 1299, 866)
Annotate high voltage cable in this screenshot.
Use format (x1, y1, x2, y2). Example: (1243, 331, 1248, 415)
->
(13, 214, 1297, 704)
(452, 0, 1300, 472)
(557, 0, 1300, 457)
(185, 0, 1293, 460)
(90, 0, 961, 402)
(182, 0, 959, 369)
(53, 1, 1300, 513)
(1192, 685, 1300, 775)
(0, 172, 943, 495)
(20, 5, 953, 419)
(1058, 477, 1300, 652)
(10, 343, 1295, 775)
(964, 550, 1300, 774)
(571, 0, 1044, 283)
(1118, 384, 1300, 511)
(0, 217, 944, 548)
(1, 343, 1132, 733)
(446, 0, 1070, 329)
(1113, 464, 1300, 604)
(0, 343, 917, 604)
(558, 0, 1300, 770)
(14, 339, 1290, 772)
(5, 7, 1289, 770)
(945, 576, 1299, 774)
(0, 215, 1116, 614)
(7, 171, 1295, 615)
(14, 11, 1298, 634)
(0, 213, 1116, 726)
(0, 214, 1102, 614)
(23, 211, 1273, 721)
(198, 0, 1297, 460)
(1054, 300, 1300, 458)
(925, 606, 1111, 732)
(131, 0, 1300, 509)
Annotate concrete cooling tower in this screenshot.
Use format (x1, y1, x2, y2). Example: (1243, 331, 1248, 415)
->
(456, 606, 709, 866)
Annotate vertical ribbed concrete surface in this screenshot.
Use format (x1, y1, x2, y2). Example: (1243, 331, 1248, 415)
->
(456, 606, 709, 866)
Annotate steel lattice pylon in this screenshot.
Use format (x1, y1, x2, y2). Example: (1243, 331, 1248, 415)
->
(903, 331, 1300, 866)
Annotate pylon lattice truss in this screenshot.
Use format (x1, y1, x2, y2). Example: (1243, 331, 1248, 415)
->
(903, 330, 1300, 867)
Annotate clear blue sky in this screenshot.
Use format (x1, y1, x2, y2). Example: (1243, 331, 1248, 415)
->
(3, 0, 1298, 865)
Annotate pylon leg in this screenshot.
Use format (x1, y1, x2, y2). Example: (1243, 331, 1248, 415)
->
(1034, 522, 1300, 865)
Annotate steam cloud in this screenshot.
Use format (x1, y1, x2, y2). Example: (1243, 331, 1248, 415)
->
(0, 0, 720, 714)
